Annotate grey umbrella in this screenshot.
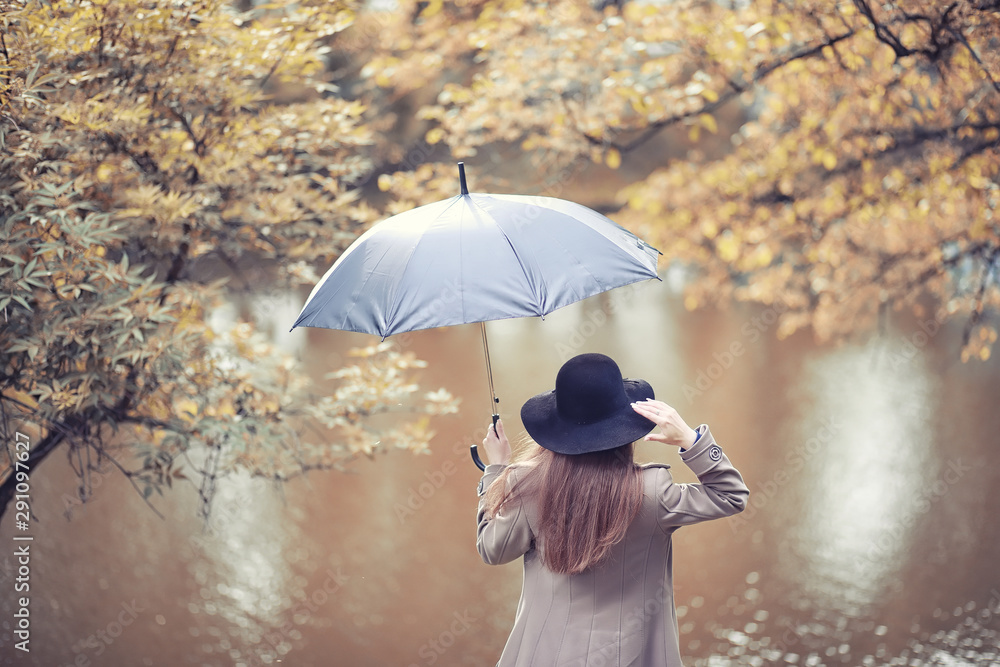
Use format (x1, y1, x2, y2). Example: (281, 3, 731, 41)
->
(291, 164, 660, 468)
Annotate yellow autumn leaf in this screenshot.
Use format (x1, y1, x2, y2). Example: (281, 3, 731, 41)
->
(6, 389, 39, 410)
(605, 148, 622, 170)
(287, 240, 313, 258)
(754, 244, 774, 268)
(174, 398, 199, 422)
(716, 233, 740, 262)
(425, 127, 445, 145)
(628, 94, 649, 115)
(421, 0, 443, 18)
(700, 219, 719, 239)
(96, 163, 115, 182)
(968, 175, 992, 189)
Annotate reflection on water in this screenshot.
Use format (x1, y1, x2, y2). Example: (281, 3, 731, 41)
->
(694, 569, 1000, 667)
(185, 476, 298, 664)
(789, 339, 936, 616)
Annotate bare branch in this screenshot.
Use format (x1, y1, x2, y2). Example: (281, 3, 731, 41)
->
(946, 25, 1000, 98)
(94, 443, 167, 521)
(604, 29, 856, 154)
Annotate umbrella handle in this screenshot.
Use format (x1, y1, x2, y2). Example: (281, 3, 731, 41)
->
(470, 413, 499, 471)
(470, 445, 486, 471)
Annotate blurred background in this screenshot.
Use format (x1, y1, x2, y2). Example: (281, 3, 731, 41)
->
(1, 0, 999, 665)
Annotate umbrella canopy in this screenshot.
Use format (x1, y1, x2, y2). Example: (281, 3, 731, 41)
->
(290, 179, 659, 337)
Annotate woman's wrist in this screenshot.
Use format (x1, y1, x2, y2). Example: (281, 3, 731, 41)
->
(678, 426, 700, 452)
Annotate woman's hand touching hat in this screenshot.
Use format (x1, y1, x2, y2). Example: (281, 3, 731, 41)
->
(630, 400, 698, 450)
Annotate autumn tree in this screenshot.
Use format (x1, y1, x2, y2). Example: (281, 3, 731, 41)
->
(0, 0, 457, 521)
(361, 0, 1000, 360)
(4, 0, 998, 521)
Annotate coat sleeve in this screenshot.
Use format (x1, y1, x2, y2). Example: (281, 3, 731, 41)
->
(654, 424, 749, 529)
(476, 464, 535, 565)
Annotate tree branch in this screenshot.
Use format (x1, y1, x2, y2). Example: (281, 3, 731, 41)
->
(94, 444, 166, 521)
(604, 29, 856, 154)
(0, 416, 81, 521)
(946, 25, 1000, 98)
(853, 0, 961, 61)
(961, 247, 999, 347)
(167, 105, 206, 157)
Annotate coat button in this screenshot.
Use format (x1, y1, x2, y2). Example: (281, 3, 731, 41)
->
(708, 445, 722, 462)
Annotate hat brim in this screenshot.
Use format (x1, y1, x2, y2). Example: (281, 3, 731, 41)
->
(520, 379, 656, 455)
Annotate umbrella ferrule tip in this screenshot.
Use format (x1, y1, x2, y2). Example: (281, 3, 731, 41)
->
(458, 162, 469, 195)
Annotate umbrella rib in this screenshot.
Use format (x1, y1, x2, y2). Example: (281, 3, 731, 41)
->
(509, 215, 605, 313)
(382, 204, 464, 334)
(307, 242, 398, 335)
(355, 196, 467, 335)
(491, 220, 547, 316)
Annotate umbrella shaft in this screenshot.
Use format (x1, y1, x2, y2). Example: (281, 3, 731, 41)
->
(481, 321, 499, 418)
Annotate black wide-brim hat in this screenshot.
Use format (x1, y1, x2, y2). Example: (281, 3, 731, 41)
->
(520, 353, 656, 455)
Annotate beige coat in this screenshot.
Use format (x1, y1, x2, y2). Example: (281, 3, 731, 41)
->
(476, 425, 749, 667)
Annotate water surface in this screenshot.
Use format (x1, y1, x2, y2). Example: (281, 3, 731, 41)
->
(1, 284, 998, 666)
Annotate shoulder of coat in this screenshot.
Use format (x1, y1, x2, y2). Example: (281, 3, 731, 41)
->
(639, 463, 672, 471)
(505, 461, 538, 484)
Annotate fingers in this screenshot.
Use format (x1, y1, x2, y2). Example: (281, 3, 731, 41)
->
(630, 402, 656, 419)
(482, 417, 511, 465)
(483, 420, 497, 446)
(631, 400, 694, 449)
(482, 418, 509, 445)
(631, 399, 674, 423)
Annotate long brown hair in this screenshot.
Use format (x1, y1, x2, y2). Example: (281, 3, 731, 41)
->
(484, 438, 644, 575)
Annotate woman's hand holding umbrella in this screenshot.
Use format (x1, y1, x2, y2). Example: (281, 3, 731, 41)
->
(482, 418, 512, 466)
(631, 399, 698, 450)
